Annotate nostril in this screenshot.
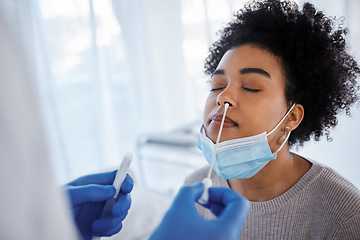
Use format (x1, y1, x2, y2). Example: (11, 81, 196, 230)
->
(224, 101, 232, 107)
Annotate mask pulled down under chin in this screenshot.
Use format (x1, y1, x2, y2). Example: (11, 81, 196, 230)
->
(197, 127, 279, 179)
(197, 104, 295, 179)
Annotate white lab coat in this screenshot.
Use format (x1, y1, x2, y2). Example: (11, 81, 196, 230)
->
(0, 13, 79, 240)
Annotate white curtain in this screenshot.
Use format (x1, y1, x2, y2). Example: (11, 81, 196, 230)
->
(0, 0, 136, 181)
(0, 0, 243, 182)
(1, 0, 359, 188)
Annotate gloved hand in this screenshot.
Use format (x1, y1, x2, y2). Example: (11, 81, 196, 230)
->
(150, 182, 249, 240)
(65, 171, 134, 240)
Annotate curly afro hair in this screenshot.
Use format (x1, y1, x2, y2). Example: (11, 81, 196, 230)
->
(204, 0, 360, 146)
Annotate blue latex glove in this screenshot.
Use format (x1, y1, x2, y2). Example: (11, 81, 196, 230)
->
(65, 171, 134, 240)
(150, 182, 249, 240)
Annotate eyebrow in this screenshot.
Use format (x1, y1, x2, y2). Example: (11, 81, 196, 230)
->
(211, 68, 271, 79)
(211, 69, 224, 78)
(240, 68, 271, 78)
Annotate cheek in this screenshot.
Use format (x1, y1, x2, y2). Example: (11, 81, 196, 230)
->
(203, 95, 216, 123)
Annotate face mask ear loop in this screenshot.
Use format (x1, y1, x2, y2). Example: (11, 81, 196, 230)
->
(267, 103, 296, 137)
(273, 131, 291, 158)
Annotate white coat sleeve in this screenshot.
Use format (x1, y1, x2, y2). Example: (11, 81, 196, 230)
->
(0, 13, 80, 240)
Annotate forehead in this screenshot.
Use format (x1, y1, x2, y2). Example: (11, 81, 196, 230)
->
(216, 44, 285, 79)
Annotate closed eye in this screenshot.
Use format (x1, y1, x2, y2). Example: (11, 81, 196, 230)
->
(210, 87, 225, 92)
(243, 87, 261, 93)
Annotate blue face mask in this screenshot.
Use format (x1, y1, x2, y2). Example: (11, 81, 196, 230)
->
(197, 104, 295, 179)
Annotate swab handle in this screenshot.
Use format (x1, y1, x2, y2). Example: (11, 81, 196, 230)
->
(198, 178, 212, 205)
(91, 153, 132, 240)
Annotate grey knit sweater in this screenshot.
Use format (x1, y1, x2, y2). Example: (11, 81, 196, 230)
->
(184, 160, 360, 239)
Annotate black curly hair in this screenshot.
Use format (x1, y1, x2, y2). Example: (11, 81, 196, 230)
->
(204, 0, 360, 146)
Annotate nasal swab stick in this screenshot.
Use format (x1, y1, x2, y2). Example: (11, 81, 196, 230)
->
(198, 103, 229, 205)
(92, 153, 133, 240)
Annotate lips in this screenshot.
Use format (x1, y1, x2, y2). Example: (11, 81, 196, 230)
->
(210, 114, 238, 127)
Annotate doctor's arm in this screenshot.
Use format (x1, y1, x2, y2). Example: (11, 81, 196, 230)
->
(64, 171, 134, 240)
(150, 182, 250, 240)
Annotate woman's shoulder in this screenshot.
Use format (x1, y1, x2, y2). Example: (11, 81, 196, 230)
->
(307, 160, 360, 211)
(311, 160, 359, 193)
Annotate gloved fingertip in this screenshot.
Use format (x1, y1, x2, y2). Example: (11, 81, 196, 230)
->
(193, 181, 205, 193)
(106, 185, 116, 191)
(194, 181, 204, 187)
(178, 182, 204, 201)
(104, 185, 116, 197)
(121, 174, 134, 193)
(112, 194, 131, 217)
(92, 222, 123, 237)
(242, 197, 251, 212)
(185, 181, 204, 191)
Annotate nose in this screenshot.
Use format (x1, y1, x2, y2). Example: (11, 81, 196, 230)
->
(216, 87, 237, 107)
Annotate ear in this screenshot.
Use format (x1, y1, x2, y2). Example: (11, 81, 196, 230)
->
(286, 104, 304, 131)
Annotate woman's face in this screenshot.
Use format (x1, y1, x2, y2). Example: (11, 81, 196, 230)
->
(204, 44, 289, 150)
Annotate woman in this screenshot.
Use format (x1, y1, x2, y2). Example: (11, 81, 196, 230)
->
(185, 0, 360, 239)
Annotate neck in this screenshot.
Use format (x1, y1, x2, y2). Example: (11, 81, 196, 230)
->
(227, 147, 311, 202)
